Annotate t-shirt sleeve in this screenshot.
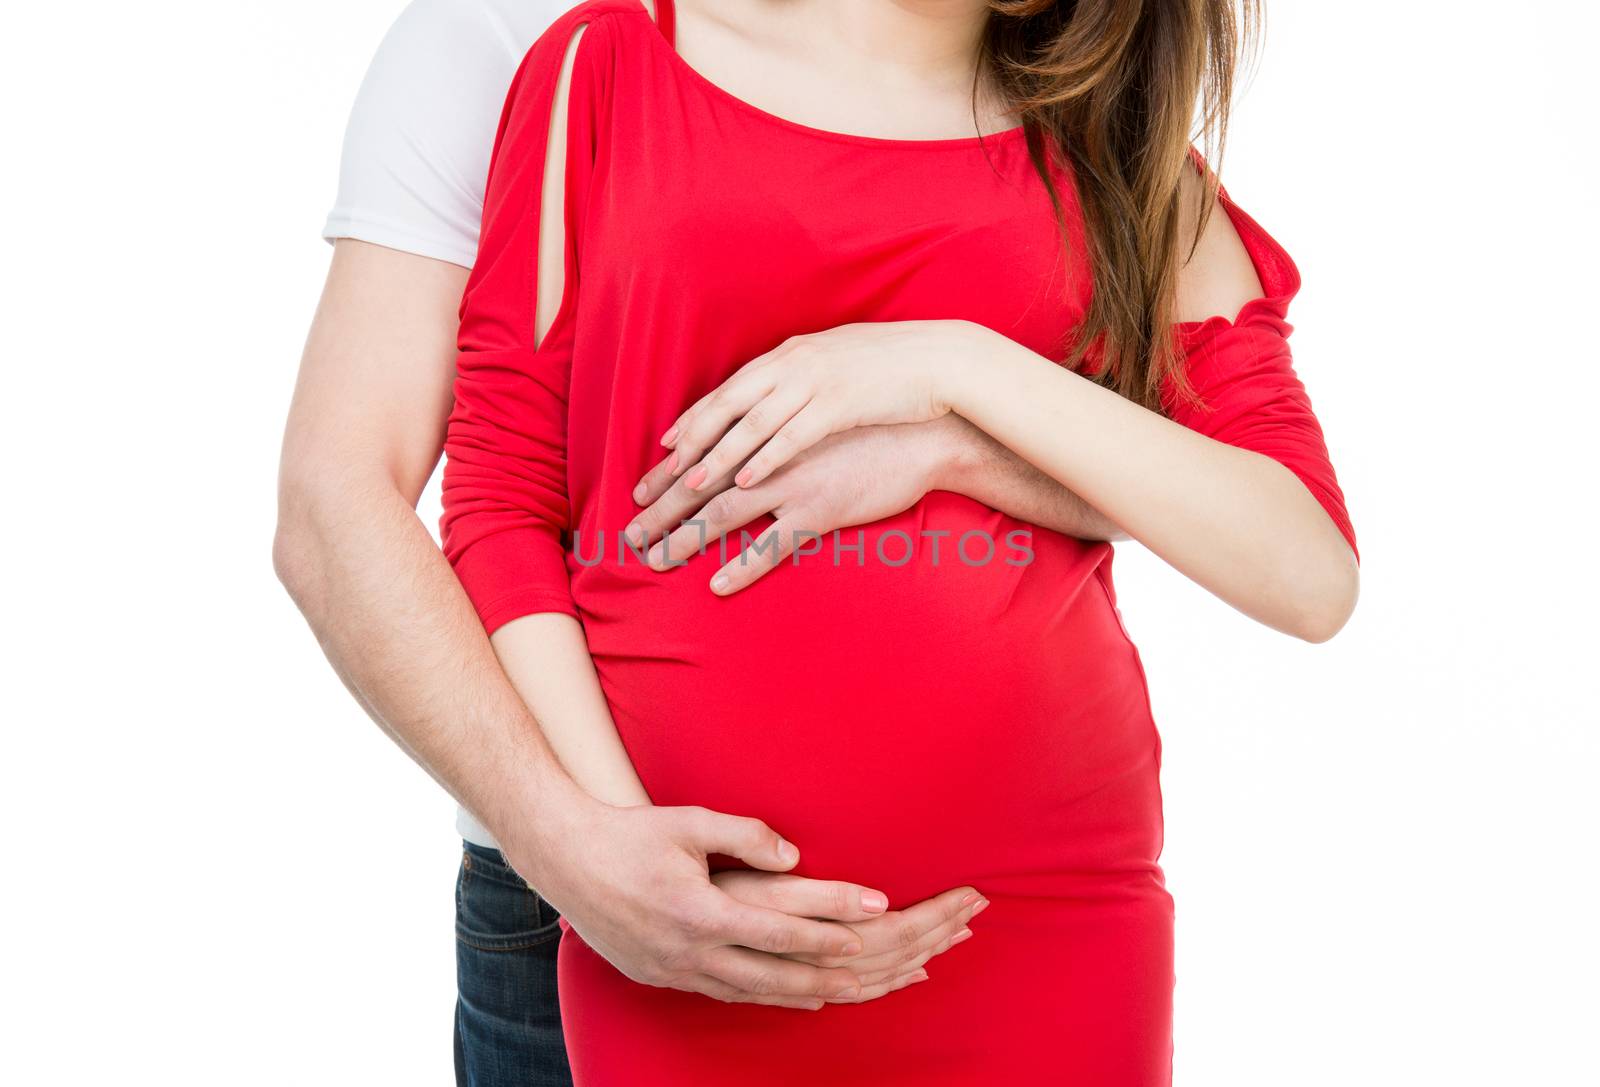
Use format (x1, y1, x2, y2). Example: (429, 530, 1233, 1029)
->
(320, 0, 561, 267)
(1162, 190, 1359, 562)
(439, 11, 617, 633)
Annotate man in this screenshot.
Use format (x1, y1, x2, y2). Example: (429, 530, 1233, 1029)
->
(273, 1, 1120, 1082)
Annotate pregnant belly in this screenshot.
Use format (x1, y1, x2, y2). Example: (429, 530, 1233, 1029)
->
(573, 496, 1165, 904)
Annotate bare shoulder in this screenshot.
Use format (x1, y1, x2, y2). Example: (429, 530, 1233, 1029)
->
(1172, 166, 1266, 324)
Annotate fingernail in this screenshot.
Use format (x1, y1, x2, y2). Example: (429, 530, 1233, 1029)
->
(734, 467, 754, 488)
(860, 890, 889, 914)
(959, 892, 980, 909)
(710, 573, 730, 593)
(910, 969, 929, 983)
(950, 928, 973, 946)
(632, 482, 647, 504)
(841, 941, 862, 956)
(666, 451, 680, 475)
(833, 982, 861, 999)
(776, 838, 798, 864)
(624, 523, 644, 548)
(971, 898, 990, 918)
(661, 425, 678, 446)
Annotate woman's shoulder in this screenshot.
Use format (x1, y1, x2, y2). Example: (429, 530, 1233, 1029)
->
(1173, 153, 1306, 327)
(524, 0, 662, 53)
(1174, 169, 1268, 325)
(499, 0, 666, 106)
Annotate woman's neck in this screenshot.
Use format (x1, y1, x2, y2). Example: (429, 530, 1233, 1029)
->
(807, 1, 991, 78)
(673, 0, 1011, 140)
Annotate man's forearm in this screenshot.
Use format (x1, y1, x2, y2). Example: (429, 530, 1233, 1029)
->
(273, 471, 588, 851)
(930, 415, 1127, 542)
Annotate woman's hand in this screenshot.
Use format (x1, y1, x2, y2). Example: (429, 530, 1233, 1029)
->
(662, 320, 987, 493)
(711, 870, 987, 1004)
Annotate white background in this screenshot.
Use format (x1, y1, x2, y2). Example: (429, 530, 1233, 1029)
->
(4, 2, 1596, 1083)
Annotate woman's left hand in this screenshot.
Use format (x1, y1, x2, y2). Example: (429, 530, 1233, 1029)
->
(663, 320, 988, 492)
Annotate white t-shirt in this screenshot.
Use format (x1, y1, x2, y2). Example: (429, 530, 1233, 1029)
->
(323, 0, 569, 848)
(323, 0, 569, 268)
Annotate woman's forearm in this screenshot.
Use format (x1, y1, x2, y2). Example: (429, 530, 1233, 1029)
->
(943, 327, 1358, 641)
(490, 614, 651, 808)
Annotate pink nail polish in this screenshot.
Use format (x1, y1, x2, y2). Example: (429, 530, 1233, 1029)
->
(665, 451, 679, 475)
(960, 892, 980, 909)
(950, 928, 973, 946)
(683, 465, 708, 490)
(860, 890, 889, 914)
(661, 425, 678, 446)
(971, 898, 990, 918)
(734, 467, 754, 488)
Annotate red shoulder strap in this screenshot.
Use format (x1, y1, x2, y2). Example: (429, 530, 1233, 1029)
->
(653, 0, 676, 47)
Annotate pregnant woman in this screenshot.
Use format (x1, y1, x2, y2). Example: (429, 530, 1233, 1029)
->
(441, 0, 1359, 1083)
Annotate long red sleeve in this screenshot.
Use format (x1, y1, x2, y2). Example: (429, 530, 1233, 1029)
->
(440, 9, 615, 632)
(1164, 191, 1359, 561)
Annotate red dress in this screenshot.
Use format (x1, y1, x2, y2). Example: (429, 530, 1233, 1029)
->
(441, 2, 1357, 1083)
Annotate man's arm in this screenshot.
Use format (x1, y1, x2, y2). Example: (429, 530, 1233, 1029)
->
(933, 414, 1127, 541)
(274, 239, 876, 1008)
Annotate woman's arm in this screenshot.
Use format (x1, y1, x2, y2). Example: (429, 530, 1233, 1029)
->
(478, 20, 649, 812)
(490, 615, 650, 807)
(944, 325, 1358, 642)
(937, 187, 1356, 641)
(658, 182, 1356, 641)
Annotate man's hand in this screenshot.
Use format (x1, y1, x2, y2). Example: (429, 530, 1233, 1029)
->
(711, 870, 985, 1003)
(504, 791, 982, 1010)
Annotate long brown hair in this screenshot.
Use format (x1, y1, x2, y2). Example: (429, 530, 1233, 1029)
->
(984, 0, 1259, 412)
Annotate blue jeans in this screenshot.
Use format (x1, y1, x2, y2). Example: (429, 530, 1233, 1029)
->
(454, 841, 573, 1087)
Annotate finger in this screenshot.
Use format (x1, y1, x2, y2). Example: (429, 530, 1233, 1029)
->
(647, 480, 778, 571)
(870, 886, 981, 959)
(791, 886, 982, 970)
(689, 972, 825, 1011)
(628, 467, 743, 561)
(659, 387, 718, 449)
(659, 343, 786, 451)
(845, 919, 973, 987)
(713, 897, 865, 959)
(713, 871, 891, 923)
(673, 805, 799, 872)
(702, 945, 863, 1003)
(738, 404, 837, 489)
(685, 391, 808, 493)
(630, 451, 682, 510)
(671, 374, 776, 479)
(824, 966, 931, 1005)
(710, 509, 821, 595)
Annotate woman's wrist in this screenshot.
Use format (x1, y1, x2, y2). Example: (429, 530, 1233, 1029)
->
(933, 320, 1033, 419)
